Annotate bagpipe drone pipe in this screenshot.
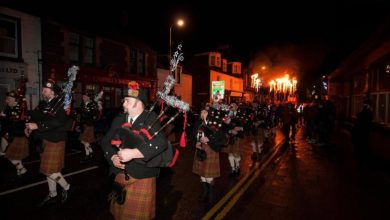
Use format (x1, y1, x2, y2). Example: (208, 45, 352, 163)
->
(30, 66, 79, 132)
(196, 107, 228, 152)
(28, 66, 79, 151)
(110, 44, 188, 169)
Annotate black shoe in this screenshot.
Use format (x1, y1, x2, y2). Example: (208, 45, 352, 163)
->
(37, 195, 58, 207)
(60, 186, 74, 204)
(236, 167, 241, 176)
(229, 170, 237, 177)
(251, 153, 258, 160)
(198, 182, 209, 201)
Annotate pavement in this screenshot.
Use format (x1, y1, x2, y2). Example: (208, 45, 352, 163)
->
(222, 127, 390, 220)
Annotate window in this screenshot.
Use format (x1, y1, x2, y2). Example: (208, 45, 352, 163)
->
(216, 55, 221, 67)
(129, 49, 137, 74)
(210, 55, 216, 66)
(82, 36, 94, 64)
(68, 33, 95, 64)
(68, 32, 80, 62)
(176, 65, 182, 84)
(0, 15, 19, 59)
(223, 59, 227, 72)
(137, 51, 145, 75)
(378, 93, 386, 123)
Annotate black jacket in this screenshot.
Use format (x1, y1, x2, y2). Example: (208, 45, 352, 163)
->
(1, 105, 26, 137)
(101, 111, 168, 179)
(191, 119, 226, 152)
(29, 98, 69, 142)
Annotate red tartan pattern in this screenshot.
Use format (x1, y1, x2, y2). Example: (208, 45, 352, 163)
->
(79, 125, 95, 143)
(4, 137, 29, 160)
(221, 138, 242, 155)
(110, 173, 156, 220)
(192, 143, 221, 178)
(39, 140, 65, 175)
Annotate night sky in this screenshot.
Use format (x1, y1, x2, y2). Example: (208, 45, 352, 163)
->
(4, 0, 390, 81)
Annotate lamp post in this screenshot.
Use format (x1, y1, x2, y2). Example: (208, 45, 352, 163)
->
(169, 19, 184, 73)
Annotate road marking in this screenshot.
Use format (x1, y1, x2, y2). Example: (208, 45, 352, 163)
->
(0, 166, 98, 196)
(23, 149, 82, 165)
(215, 142, 283, 219)
(202, 138, 285, 220)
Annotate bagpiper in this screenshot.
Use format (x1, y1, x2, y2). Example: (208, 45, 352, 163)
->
(79, 91, 99, 162)
(0, 91, 29, 176)
(191, 106, 226, 204)
(26, 79, 74, 207)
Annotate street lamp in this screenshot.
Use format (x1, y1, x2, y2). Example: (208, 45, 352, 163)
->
(169, 19, 184, 73)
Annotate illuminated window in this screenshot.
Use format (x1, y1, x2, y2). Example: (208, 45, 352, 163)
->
(216, 55, 221, 67)
(223, 59, 227, 72)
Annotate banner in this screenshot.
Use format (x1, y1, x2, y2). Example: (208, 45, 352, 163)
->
(211, 81, 225, 102)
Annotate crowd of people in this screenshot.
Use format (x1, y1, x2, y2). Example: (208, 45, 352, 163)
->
(2, 75, 376, 219)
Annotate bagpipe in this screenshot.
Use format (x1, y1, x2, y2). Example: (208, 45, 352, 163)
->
(28, 66, 79, 145)
(225, 106, 253, 144)
(111, 44, 189, 171)
(194, 106, 229, 160)
(94, 90, 104, 120)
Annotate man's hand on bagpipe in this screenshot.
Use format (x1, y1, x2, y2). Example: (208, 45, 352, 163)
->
(111, 154, 125, 169)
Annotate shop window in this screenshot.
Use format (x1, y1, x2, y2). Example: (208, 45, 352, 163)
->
(0, 15, 20, 59)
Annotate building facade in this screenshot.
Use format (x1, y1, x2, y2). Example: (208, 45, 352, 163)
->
(328, 21, 390, 160)
(188, 52, 243, 108)
(41, 20, 158, 109)
(0, 7, 42, 110)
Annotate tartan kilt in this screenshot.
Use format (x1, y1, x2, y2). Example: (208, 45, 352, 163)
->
(4, 137, 29, 160)
(221, 138, 242, 156)
(192, 143, 220, 178)
(40, 140, 65, 175)
(110, 173, 156, 220)
(250, 128, 264, 142)
(79, 125, 95, 143)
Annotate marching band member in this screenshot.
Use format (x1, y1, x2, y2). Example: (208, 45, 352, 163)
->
(79, 91, 99, 162)
(26, 79, 73, 207)
(101, 81, 168, 220)
(191, 107, 226, 204)
(0, 91, 29, 176)
(223, 102, 244, 177)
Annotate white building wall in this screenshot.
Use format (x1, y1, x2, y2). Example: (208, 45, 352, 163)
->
(0, 7, 42, 109)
